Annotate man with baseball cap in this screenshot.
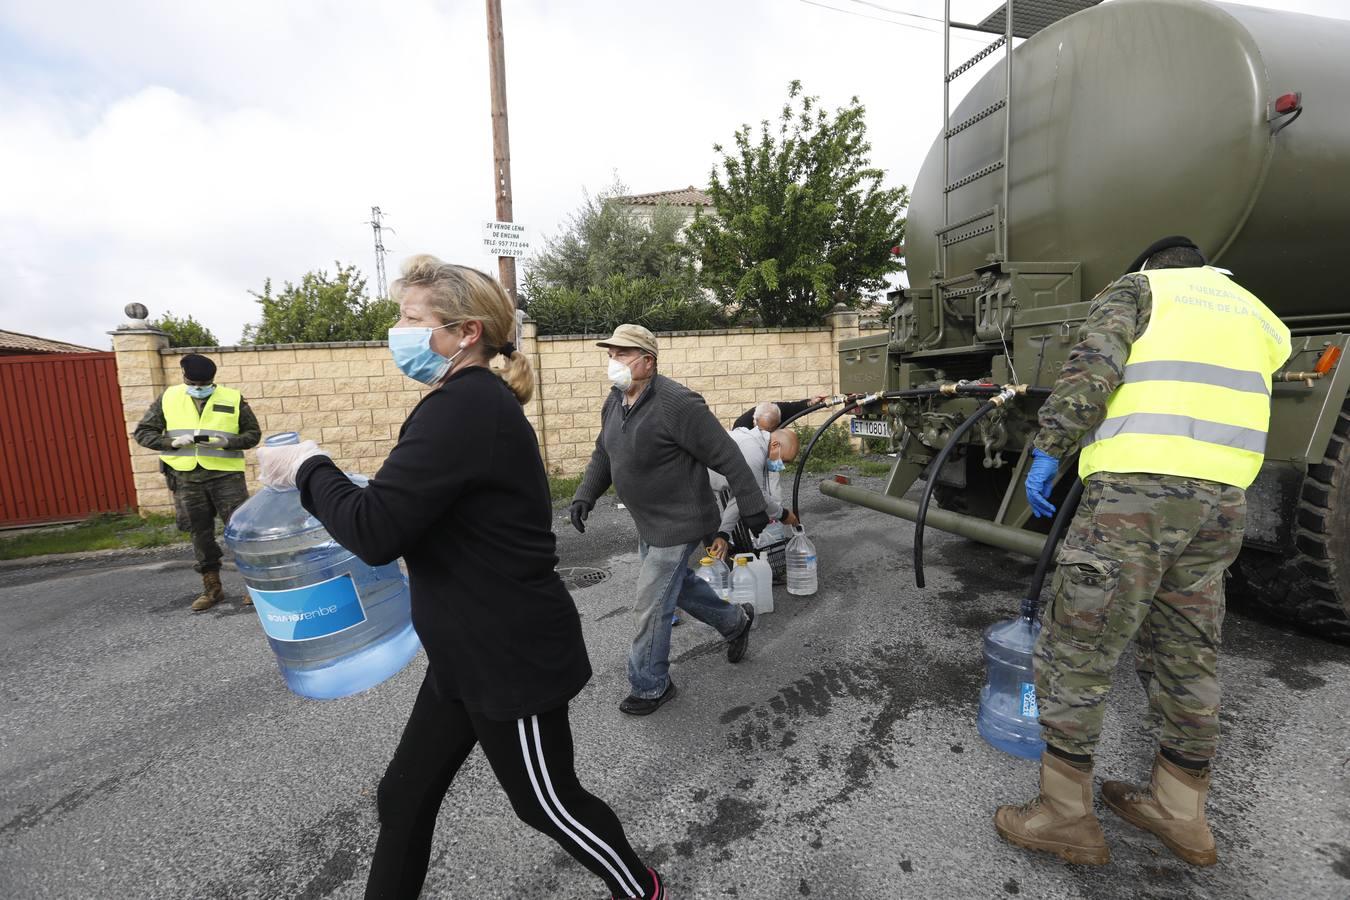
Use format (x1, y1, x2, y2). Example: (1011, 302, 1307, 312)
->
(134, 352, 260, 611)
(570, 324, 771, 715)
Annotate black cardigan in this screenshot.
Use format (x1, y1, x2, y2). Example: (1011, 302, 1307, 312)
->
(297, 366, 591, 720)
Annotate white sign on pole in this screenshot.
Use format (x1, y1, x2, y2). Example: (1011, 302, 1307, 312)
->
(482, 221, 531, 257)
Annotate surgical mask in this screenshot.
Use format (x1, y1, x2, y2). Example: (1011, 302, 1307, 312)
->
(389, 325, 461, 385)
(185, 384, 216, 399)
(767, 458, 786, 473)
(607, 358, 633, 391)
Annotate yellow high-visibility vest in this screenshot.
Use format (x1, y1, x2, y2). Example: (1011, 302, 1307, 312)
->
(159, 384, 246, 472)
(1078, 267, 1290, 489)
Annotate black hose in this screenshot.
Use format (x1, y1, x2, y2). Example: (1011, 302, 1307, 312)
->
(1019, 477, 1085, 621)
(790, 404, 861, 520)
(912, 399, 1004, 588)
(787, 383, 1053, 524)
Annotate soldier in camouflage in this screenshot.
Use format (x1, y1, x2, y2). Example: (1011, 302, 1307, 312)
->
(994, 237, 1290, 868)
(134, 353, 260, 612)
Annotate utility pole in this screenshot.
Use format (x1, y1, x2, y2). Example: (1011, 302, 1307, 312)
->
(485, 0, 518, 306)
(368, 206, 390, 300)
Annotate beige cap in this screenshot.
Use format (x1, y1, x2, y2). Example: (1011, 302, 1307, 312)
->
(596, 323, 658, 356)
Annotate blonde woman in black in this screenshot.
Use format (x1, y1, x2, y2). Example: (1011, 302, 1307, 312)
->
(259, 256, 664, 899)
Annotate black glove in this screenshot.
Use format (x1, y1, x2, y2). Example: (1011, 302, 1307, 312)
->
(743, 509, 770, 538)
(568, 499, 593, 534)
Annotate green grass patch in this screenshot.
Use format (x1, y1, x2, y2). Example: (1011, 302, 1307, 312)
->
(854, 458, 894, 477)
(791, 423, 859, 474)
(548, 474, 584, 504)
(547, 474, 616, 507)
(0, 512, 183, 560)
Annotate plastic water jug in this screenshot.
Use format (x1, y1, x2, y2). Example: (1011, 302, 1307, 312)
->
(977, 615, 1046, 760)
(755, 520, 786, 547)
(223, 433, 422, 699)
(693, 556, 728, 601)
(786, 525, 818, 596)
(730, 555, 757, 612)
(745, 553, 774, 616)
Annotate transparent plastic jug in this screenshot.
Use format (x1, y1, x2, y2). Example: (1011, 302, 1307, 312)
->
(694, 555, 729, 601)
(977, 616, 1046, 760)
(755, 519, 785, 547)
(223, 433, 422, 699)
(730, 555, 757, 610)
(786, 525, 818, 596)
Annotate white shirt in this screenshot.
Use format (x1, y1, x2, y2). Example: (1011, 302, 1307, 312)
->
(708, 426, 783, 533)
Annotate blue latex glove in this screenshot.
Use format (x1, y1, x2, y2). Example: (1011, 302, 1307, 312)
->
(1025, 449, 1059, 518)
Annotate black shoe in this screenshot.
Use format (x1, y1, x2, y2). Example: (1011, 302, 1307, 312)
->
(726, 603, 754, 663)
(619, 681, 677, 716)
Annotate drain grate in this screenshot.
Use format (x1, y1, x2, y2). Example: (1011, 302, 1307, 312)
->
(557, 566, 611, 591)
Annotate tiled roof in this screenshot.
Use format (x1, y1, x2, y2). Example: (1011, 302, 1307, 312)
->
(615, 186, 713, 208)
(0, 329, 101, 354)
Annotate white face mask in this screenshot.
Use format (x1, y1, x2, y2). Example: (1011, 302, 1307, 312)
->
(607, 358, 634, 391)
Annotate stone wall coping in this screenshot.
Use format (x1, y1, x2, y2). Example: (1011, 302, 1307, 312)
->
(159, 341, 389, 354)
(537, 326, 830, 342)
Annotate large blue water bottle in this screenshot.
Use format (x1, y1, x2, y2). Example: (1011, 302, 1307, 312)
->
(224, 433, 421, 699)
(977, 615, 1046, 760)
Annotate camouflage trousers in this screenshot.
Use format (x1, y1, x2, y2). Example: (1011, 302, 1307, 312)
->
(171, 473, 250, 574)
(1034, 472, 1245, 761)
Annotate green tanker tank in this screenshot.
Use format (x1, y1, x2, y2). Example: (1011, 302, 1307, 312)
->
(829, 0, 1350, 637)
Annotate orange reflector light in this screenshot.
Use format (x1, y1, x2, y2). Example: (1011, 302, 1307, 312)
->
(834, 474, 851, 485)
(1315, 345, 1342, 374)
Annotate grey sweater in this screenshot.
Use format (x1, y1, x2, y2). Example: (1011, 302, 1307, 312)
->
(575, 374, 767, 547)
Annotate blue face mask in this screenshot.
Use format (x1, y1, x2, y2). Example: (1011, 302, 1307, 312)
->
(767, 458, 786, 473)
(185, 384, 215, 399)
(388, 325, 462, 385)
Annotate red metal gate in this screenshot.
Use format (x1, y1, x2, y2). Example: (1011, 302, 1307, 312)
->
(0, 352, 137, 527)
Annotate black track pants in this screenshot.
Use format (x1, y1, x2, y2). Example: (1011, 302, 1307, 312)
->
(365, 673, 653, 899)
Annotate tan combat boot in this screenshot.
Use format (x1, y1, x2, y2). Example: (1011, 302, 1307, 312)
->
(995, 752, 1110, 865)
(191, 571, 225, 611)
(1101, 754, 1217, 866)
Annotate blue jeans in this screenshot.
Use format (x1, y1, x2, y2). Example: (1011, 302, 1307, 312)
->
(628, 539, 747, 699)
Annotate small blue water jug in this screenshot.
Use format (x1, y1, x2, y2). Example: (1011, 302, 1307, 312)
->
(223, 433, 421, 699)
(977, 616, 1046, 760)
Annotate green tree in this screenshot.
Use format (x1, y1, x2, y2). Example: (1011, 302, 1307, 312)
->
(523, 180, 726, 335)
(149, 311, 218, 348)
(242, 263, 397, 344)
(688, 81, 908, 326)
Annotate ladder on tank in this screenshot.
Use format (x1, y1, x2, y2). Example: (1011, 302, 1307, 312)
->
(935, 0, 1015, 285)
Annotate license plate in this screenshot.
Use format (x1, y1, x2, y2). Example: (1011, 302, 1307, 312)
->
(849, 418, 892, 439)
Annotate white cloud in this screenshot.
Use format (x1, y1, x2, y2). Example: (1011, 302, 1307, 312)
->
(0, 0, 1344, 347)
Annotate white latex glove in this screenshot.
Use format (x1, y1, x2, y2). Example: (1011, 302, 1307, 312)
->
(201, 435, 229, 448)
(170, 434, 195, 449)
(257, 440, 330, 489)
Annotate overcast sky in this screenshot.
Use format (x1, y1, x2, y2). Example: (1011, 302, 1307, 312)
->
(2, 0, 1346, 348)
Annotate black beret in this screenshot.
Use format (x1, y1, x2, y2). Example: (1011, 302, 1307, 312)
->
(180, 353, 217, 382)
(1124, 236, 1204, 275)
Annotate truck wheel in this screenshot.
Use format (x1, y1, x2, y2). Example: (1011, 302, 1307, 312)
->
(1230, 400, 1350, 641)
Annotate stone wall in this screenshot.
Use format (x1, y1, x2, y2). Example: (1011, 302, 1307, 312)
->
(113, 312, 887, 515)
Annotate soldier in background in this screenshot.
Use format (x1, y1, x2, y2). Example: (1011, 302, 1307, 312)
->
(134, 353, 260, 611)
(994, 237, 1290, 867)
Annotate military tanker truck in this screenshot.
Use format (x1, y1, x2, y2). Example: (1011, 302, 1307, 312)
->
(827, 0, 1350, 638)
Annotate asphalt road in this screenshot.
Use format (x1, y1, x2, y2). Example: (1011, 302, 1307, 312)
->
(3, 474, 1349, 899)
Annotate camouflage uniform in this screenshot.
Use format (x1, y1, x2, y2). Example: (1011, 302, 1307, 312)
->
(134, 393, 260, 574)
(1032, 275, 1244, 761)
